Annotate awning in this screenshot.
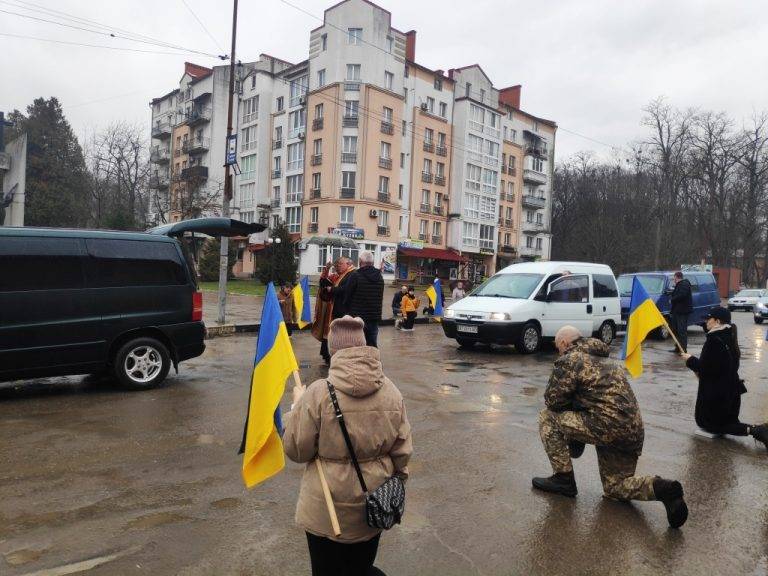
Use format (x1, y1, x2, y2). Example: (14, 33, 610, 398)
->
(398, 247, 467, 262)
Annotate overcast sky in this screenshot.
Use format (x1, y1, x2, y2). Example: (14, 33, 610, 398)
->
(1, 0, 766, 160)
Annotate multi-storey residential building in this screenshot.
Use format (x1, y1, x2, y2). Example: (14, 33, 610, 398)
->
(148, 0, 556, 283)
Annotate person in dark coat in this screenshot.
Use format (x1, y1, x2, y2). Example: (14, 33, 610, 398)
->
(669, 271, 693, 353)
(346, 251, 384, 347)
(392, 285, 407, 319)
(682, 306, 768, 450)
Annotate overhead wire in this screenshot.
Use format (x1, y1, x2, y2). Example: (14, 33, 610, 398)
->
(0, 31, 208, 56)
(179, 0, 225, 53)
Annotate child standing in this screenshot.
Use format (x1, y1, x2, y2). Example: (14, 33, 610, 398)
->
(399, 286, 420, 331)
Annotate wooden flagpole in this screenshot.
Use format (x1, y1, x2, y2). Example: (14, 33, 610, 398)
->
(661, 317, 685, 353)
(292, 370, 341, 537)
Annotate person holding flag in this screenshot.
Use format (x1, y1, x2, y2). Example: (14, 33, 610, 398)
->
(424, 277, 444, 319)
(292, 275, 313, 330)
(621, 275, 672, 378)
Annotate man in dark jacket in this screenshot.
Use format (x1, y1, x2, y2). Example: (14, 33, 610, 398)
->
(346, 250, 384, 347)
(669, 271, 693, 353)
(532, 326, 689, 529)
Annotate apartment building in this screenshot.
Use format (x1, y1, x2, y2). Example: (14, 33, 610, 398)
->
(148, 0, 556, 283)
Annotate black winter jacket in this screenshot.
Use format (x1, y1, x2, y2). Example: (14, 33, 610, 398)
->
(685, 326, 746, 430)
(346, 265, 384, 322)
(670, 279, 693, 315)
(329, 271, 355, 319)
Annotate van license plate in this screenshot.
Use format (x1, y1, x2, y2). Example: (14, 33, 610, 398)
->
(457, 324, 478, 334)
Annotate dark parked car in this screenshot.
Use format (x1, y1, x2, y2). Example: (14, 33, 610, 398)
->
(0, 218, 263, 390)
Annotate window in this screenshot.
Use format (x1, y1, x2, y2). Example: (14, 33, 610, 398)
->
(419, 220, 428, 236)
(506, 206, 513, 220)
(549, 275, 589, 303)
(312, 172, 321, 191)
(509, 156, 516, 170)
(526, 210, 533, 223)
(426, 97, 434, 113)
(343, 136, 358, 154)
(288, 109, 306, 138)
(273, 185, 280, 201)
(482, 169, 498, 194)
(276, 96, 284, 112)
(479, 195, 496, 220)
(434, 77, 443, 91)
(318, 246, 359, 271)
(485, 140, 499, 160)
(0, 237, 85, 291)
(380, 141, 391, 159)
(465, 82, 472, 97)
(340, 205, 355, 224)
(436, 162, 445, 177)
(289, 75, 308, 107)
(462, 221, 478, 246)
(241, 126, 256, 150)
(348, 27, 362, 45)
(468, 133, 483, 154)
(480, 88, 486, 102)
(242, 96, 259, 122)
(342, 171, 356, 190)
(286, 174, 303, 202)
(533, 120, 539, 132)
(463, 193, 479, 219)
(378, 210, 389, 227)
(84, 239, 185, 288)
(479, 224, 494, 249)
(437, 132, 446, 148)
(439, 102, 447, 118)
(273, 156, 281, 172)
(421, 189, 430, 206)
(346, 64, 361, 81)
(251, 75, 256, 89)
(399, 153, 405, 168)
(402, 120, 407, 135)
(399, 215, 403, 233)
(285, 206, 302, 233)
(317, 69, 326, 87)
(313, 139, 322, 156)
(423, 158, 432, 174)
(432, 221, 442, 236)
(593, 274, 618, 298)
(386, 35, 393, 53)
(532, 156, 544, 172)
(275, 126, 282, 142)
(287, 143, 304, 171)
(240, 154, 257, 180)
(345, 100, 359, 118)
(379, 176, 389, 194)
(384, 71, 394, 91)
(504, 233, 511, 245)
(503, 126, 508, 141)
(488, 112, 499, 129)
(315, 103, 324, 120)
(435, 192, 442, 207)
(466, 163, 482, 191)
(526, 236, 533, 248)
(511, 129, 517, 142)
(536, 238, 543, 250)
(424, 127, 434, 144)
(398, 184, 403, 199)
(310, 206, 319, 224)
(321, 33, 327, 50)
(240, 182, 256, 209)
(536, 212, 544, 224)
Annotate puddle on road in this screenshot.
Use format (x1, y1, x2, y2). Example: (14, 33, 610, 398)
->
(125, 511, 189, 530)
(211, 497, 242, 510)
(443, 361, 477, 373)
(436, 383, 460, 395)
(4, 548, 47, 566)
(520, 386, 539, 397)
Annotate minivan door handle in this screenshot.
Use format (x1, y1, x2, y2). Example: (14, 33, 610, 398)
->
(586, 304, 593, 314)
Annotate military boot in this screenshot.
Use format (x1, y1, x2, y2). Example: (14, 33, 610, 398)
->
(569, 441, 585, 459)
(653, 478, 688, 528)
(750, 424, 768, 452)
(532, 471, 578, 497)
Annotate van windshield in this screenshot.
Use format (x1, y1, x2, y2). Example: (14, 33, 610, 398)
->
(469, 273, 544, 299)
(617, 275, 666, 297)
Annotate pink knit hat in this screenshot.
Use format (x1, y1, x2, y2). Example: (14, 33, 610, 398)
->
(328, 315, 366, 355)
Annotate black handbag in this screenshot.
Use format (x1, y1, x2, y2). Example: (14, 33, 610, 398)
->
(326, 381, 405, 530)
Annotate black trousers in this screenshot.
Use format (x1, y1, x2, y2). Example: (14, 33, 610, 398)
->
(697, 394, 751, 436)
(402, 311, 417, 330)
(363, 321, 379, 347)
(306, 532, 384, 576)
(670, 313, 689, 352)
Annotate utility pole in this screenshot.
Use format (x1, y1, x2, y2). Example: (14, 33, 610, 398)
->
(217, 0, 239, 325)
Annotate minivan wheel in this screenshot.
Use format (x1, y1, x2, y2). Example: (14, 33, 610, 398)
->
(755, 317, 764, 325)
(114, 337, 171, 390)
(652, 323, 670, 340)
(516, 323, 541, 354)
(456, 338, 475, 349)
(598, 322, 615, 345)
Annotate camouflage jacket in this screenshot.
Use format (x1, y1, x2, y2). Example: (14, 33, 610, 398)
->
(544, 338, 644, 453)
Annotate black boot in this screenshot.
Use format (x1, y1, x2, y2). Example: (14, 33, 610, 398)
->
(569, 441, 585, 459)
(653, 478, 688, 529)
(532, 471, 578, 497)
(750, 424, 768, 452)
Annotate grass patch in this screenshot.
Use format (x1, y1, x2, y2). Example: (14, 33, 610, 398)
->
(199, 279, 318, 296)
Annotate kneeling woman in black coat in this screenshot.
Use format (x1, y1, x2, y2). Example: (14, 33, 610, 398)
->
(682, 306, 767, 451)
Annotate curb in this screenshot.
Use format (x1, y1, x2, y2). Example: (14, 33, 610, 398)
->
(205, 316, 439, 339)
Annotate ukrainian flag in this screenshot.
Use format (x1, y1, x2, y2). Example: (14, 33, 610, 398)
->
(425, 278, 443, 317)
(620, 276, 666, 378)
(239, 283, 298, 488)
(292, 275, 312, 329)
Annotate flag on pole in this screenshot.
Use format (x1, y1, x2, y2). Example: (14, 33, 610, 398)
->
(620, 276, 666, 378)
(239, 283, 298, 488)
(292, 276, 312, 329)
(425, 278, 443, 317)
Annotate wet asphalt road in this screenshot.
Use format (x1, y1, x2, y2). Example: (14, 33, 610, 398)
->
(1, 315, 767, 576)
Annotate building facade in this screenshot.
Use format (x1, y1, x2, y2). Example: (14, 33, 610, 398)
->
(148, 0, 556, 283)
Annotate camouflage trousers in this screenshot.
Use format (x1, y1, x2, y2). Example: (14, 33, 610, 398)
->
(538, 409, 656, 501)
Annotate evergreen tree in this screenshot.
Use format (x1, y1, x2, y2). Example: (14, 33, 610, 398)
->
(5, 98, 90, 228)
(198, 238, 237, 282)
(255, 222, 298, 285)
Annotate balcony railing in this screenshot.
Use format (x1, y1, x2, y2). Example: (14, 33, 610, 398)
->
(151, 121, 172, 138)
(523, 169, 547, 185)
(423, 141, 434, 153)
(271, 199, 281, 208)
(340, 187, 355, 199)
(174, 149, 182, 158)
(432, 205, 443, 216)
(418, 233, 427, 241)
(344, 81, 361, 91)
(311, 154, 322, 166)
(421, 172, 433, 183)
(343, 115, 358, 127)
(181, 165, 208, 181)
(380, 121, 394, 135)
(436, 145, 447, 157)
(378, 157, 392, 170)
(313, 118, 324, 130)
(432, 235, 442, 244)
(499, 244, 516, 254)
(310, 188, 321, 199)
(377, 191, 390, 203)
(149, 174, 169, 189)
(377, 226, 390, 236)
(522, 194, 547, 209)
(271, 169, 282, 179)
(273, 140, 282, 150)
(185, 137, 210, 155)
(502, 193, 516, 203)
(308, 222, 319, 233)
(505, 218, 514, 228)
(434, 175, 445, 186)
(186, 107, 211, 126)
(341, 152, 357, 164)
(337, 222, 356, 229)
(419, 203, 430, 214)
(150, 147, 170, 163)
(507, 166, 517, 176)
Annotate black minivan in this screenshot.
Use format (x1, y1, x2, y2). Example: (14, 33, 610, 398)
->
(0, 218, 263, 390)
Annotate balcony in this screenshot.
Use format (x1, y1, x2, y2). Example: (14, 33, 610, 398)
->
(343, 115, 359, 127)
(522, 194, 547, 209)
(150, 147, 170, 164)
(378, 191, 391, 203)
(522, 220, 545, 233)
(499, 244, 516, 254)
(432, 205, 443, 216)
(272, 169, 282, 179)
(174, 149, 182, 158)
(378, 157, 392, 170)
(308, 222, 319, 233)
(186, 107, 211, 126)
(271, 199, 281, 208)
(519, 245, 543, 257)
(311, 154, 322, 166)
(344, 81, 361, 91)
(337, 222, 356, 229)
(434, 175, 445, 186)
(313, 118, 324, 131)
(505, 218, 514, 228)
(340, 187, 355, 199)
(377, 226, 390, 237)
(181, 165, 208, 181)
(436, 145, 447, 157)
(423, 141, 434, 153)
(507, 166, 517, 176)
(421, 172, 433, 183)
(523, 169, 547, 185)
(418, 233, 428, 241)
(152, 121, 172, 139)
(380, 121, 394, 135)
(341, 152, 357, 164)
(185, 137, 210, 155)
(503, 193, 516, 203)
(419, 203, 431, 214)
(273, 140, 282, 150)
(310, 188, 321, 199)
(149, 174, 169, 189)
(431, 235, 443, 244)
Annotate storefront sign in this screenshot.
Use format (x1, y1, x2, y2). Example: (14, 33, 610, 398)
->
(330, 227, 364, 240)
(480, 247, 495, 255)
(398, 238, 424, 250)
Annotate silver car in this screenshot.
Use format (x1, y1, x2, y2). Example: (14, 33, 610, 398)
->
(728, 289, 765, 312)
(754, 296, 768, 324)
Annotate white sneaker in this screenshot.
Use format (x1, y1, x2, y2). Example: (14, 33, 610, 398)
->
(694, 428, 723, 439)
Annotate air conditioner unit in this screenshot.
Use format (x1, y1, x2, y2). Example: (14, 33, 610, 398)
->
(299, 96, 307, 105)
(369, 209, 379, 218)
(298, 132, 305, 140)
(420, 103, 428, 111)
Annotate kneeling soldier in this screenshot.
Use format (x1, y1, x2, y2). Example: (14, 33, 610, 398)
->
(533, 326, 689, 529)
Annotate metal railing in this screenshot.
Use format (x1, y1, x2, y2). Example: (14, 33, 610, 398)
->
(271, 169, 282, 179)
(313, 118, 324, 130)
(432, 205, 443, 216)
(272, 140, 282, 150)
(311, 154, 322, 166)
(423, 141, 434, 153)
(341, 152, 357, 164)
(151, 122, 172, 138)
(378, 157, 392, 169)
(522, 194, 547, 208)
(419, 203, 430, 214)
(380, 121, 394, 135)
(186, 137, 210, 154)
(186, 107, 211, 125)
(434, 175, 445, 186)
(181, 165, 208, 180)
(308, 222, 318, 232)
(377, 226, 390, 236)
(310, 188, 321, 199)
(344, 81, 361, 91)
(421, 172, 433, 183)
(418, 233, 427, 241)
(149, 174, 169, 188)
(271, 199, 281, 208)
(436, 145, 447, 157)
(150, 147, 170, 163)
(432, 235, 442, 244)
(340, 187, 355, 199)
(343, 115, 359, 127)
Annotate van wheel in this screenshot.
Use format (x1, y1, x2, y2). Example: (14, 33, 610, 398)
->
(456, 338, 475, 349)
(516, 323, 540, 354)
(652, 323, 670, 340)
(597, 322, 615, 345)
(114, 337, 171, 390)
(755, 317, 764, 325)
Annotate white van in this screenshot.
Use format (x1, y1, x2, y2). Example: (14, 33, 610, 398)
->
(442, 261, 621, 353)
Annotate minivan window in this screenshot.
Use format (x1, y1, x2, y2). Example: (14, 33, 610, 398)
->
(549, 275, 589, 303)
(0, 237, 85, 292)
(470, 273, 544, 299)
(684, 274, 699, 292)
(617, 275, 666, 297)
(593, 274, 618, 298)
(86, 239, 187, 287)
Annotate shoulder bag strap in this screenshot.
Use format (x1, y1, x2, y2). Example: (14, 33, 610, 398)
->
(326, 380, 369, 494)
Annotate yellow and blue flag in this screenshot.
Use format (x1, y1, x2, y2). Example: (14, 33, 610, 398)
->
(620, 276, 666, 378)
(292, 276, 312, 329)
(239, 283, 298, 488)
(425, 278, 443, 317)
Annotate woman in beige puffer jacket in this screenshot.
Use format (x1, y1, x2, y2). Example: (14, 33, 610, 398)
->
(284, 315, 412, 576)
